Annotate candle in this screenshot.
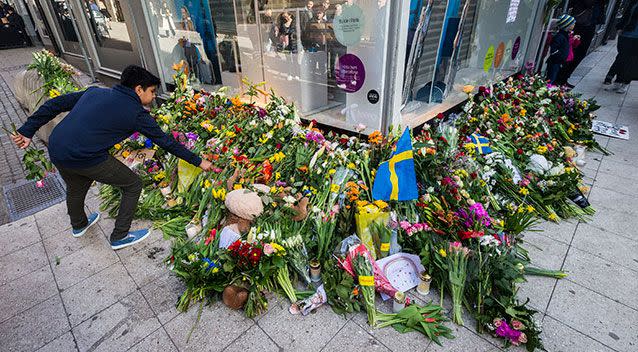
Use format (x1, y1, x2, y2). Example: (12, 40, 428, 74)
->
(392, 291, 406, 313)
(309, 259, 321, 282)
(416, 271, 432, 296)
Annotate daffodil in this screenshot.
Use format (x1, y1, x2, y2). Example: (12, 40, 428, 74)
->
(330, 184, 340, 193)
(519, 187, 529, 196)
(114, 144, 122, 150)
(439, 248, 447, 258)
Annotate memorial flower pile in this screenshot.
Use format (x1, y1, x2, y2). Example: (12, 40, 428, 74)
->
(96, 63, 604, 351)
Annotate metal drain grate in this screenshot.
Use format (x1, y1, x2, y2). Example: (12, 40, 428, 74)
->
(3, 174, 66, 222)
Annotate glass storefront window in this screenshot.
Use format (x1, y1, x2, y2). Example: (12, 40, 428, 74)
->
(145, 0, 392, 132)
(49, 0, 79, 42)
(145, 0, 222, 87)
(402, 0, 541, 126)
(80, 0, 140, 71)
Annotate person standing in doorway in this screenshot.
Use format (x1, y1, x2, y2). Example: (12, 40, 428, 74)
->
(603, 0, 638, 93)
(547, 14, 577, 85)
(556, 0, 607, 87)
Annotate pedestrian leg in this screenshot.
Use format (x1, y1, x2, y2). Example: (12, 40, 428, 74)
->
(57, 167, 93, 230)
(79, 156, 142, 241)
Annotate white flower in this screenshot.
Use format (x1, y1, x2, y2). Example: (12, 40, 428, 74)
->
(354, 123, 366, 132)
(283, 195, 296, 204)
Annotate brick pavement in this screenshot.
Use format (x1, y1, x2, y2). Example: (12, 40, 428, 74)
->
(0, 43, 637, 352)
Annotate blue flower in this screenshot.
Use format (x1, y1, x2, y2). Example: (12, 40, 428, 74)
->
(201, 258, 220, 272)
(145, 139, 153, 148)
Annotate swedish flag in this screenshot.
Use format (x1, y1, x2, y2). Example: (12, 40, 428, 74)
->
(470, 133, 492, 154)
(372, 128, 418, 201)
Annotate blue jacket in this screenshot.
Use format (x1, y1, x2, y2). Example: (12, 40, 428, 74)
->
(548, 30, 570, 64)
(18, 85, 202, 169)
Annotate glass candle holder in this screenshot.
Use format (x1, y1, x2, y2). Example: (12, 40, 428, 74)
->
(416, 271, 432, 296)
(392, 291, 406, 313)
(309, 259, 321, 282)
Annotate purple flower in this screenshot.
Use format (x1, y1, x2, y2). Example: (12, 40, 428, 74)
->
(305, 131, 325, 144)
(186, 132, 199, 141)
(131, 132, 140, 140)
(494, 320, 522, 345)
(275, 180, 287, 187)
(258, 108, 267, 118)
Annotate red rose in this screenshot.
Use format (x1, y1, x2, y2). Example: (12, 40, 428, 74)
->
(437, 113, 445, 120)
(517, 148, 523, 155)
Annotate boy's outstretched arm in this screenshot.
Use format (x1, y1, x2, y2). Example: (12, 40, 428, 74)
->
(15, 90, 87, 146)
(136, 112, 212, 171)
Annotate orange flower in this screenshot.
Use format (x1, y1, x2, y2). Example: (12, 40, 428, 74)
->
(230, 97, 242, 107)
(368, 131, 383, 145)
(298, 166, 308, 173)
(352, 287, 359, 296)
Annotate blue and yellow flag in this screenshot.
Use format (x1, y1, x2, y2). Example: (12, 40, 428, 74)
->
(372, 128, 418, 201)
(470, 133, 492, 154)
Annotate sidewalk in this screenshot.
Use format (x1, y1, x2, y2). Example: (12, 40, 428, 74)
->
(0, 44, 637, 352)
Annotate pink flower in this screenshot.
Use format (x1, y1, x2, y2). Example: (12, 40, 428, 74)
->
(212, 168, 223, 173)
(493, 318, 503, 327)
(263, 243, 275, 255)
(399, 221, 411, 231)
(518, 333, 527, 344)
(511, 320, 525, 330)
(35, 180, 44, 188)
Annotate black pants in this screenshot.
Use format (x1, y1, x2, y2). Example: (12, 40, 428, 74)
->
(556, 25, 597, 85)
(606, 36, 635, 84)
(57, 156, 142, 241)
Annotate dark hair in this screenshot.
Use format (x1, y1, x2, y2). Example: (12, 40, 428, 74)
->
(120, 65, 161, 90)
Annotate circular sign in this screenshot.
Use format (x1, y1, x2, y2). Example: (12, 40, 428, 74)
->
(483, 45, 495, 73)
(335, 54, 365, 93)
(512, 36, 521, 60)
(494, 42, 505, 68)
(367, 90, 379, 104)
(333, 5, 365, 46)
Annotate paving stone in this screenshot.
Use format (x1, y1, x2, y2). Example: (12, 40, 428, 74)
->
(36, 332, 78, 352)
(0, 266, 58, 323)
(45, 230, 119, 289)
(61, 263, 137, 327)
(592, 170, 638, 198)
(120, 237, 171, 287)
(597, 158, 638, 182)
(258, 297, 348, 351)
(139, 274, 184, 324)
(523, 232, 570, 270)
(35, 202, 73, 238)
(0, 215, 40, 256)
(588, 186, 638, 216)
(224, 324, 280, 352)
(72, 291, 161, 352)
(586, 205, 637, 243)
(128, 328, 178, 352)
(322, 320, 389, 351)
(547, 280, 638, 351)
(43, 225, 106, 263)
(84, 194, 103, 214)
(563, 247, 638, 310)
(571, 223, 638, 272)
(529, 220, 578, 245)
(541, 316, 615, 352)
(0, 295, 70, 352)
(164, 301, 254, 351)
(517, 275, 556, 313)
(426, 324, 496, 352)
(0, 241, 48, 285)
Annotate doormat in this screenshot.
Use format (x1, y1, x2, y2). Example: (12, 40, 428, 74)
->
(2, 174, 66, 222)
(591, 120, 629, 140)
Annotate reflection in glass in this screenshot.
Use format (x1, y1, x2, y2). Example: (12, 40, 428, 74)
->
(82, 0, 133, 51)
(146, 0, 221, 87)
(49, 0, 78, 42)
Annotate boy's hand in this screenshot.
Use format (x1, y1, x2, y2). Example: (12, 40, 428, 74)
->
(11, 133, 31, 149)
(199, 159, 213, 171)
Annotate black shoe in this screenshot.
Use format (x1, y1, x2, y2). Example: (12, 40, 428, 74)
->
(603, 78, 612, 85)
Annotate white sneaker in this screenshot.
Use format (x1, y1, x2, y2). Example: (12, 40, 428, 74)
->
(615, 83, 628, 94)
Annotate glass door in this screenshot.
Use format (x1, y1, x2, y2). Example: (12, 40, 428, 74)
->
(79, 0, 141, 72)
(45, 0, 83, 54)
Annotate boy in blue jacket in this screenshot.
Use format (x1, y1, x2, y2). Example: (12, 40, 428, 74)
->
(11, 66, 213, 250)
(546, 14, 576, 85)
